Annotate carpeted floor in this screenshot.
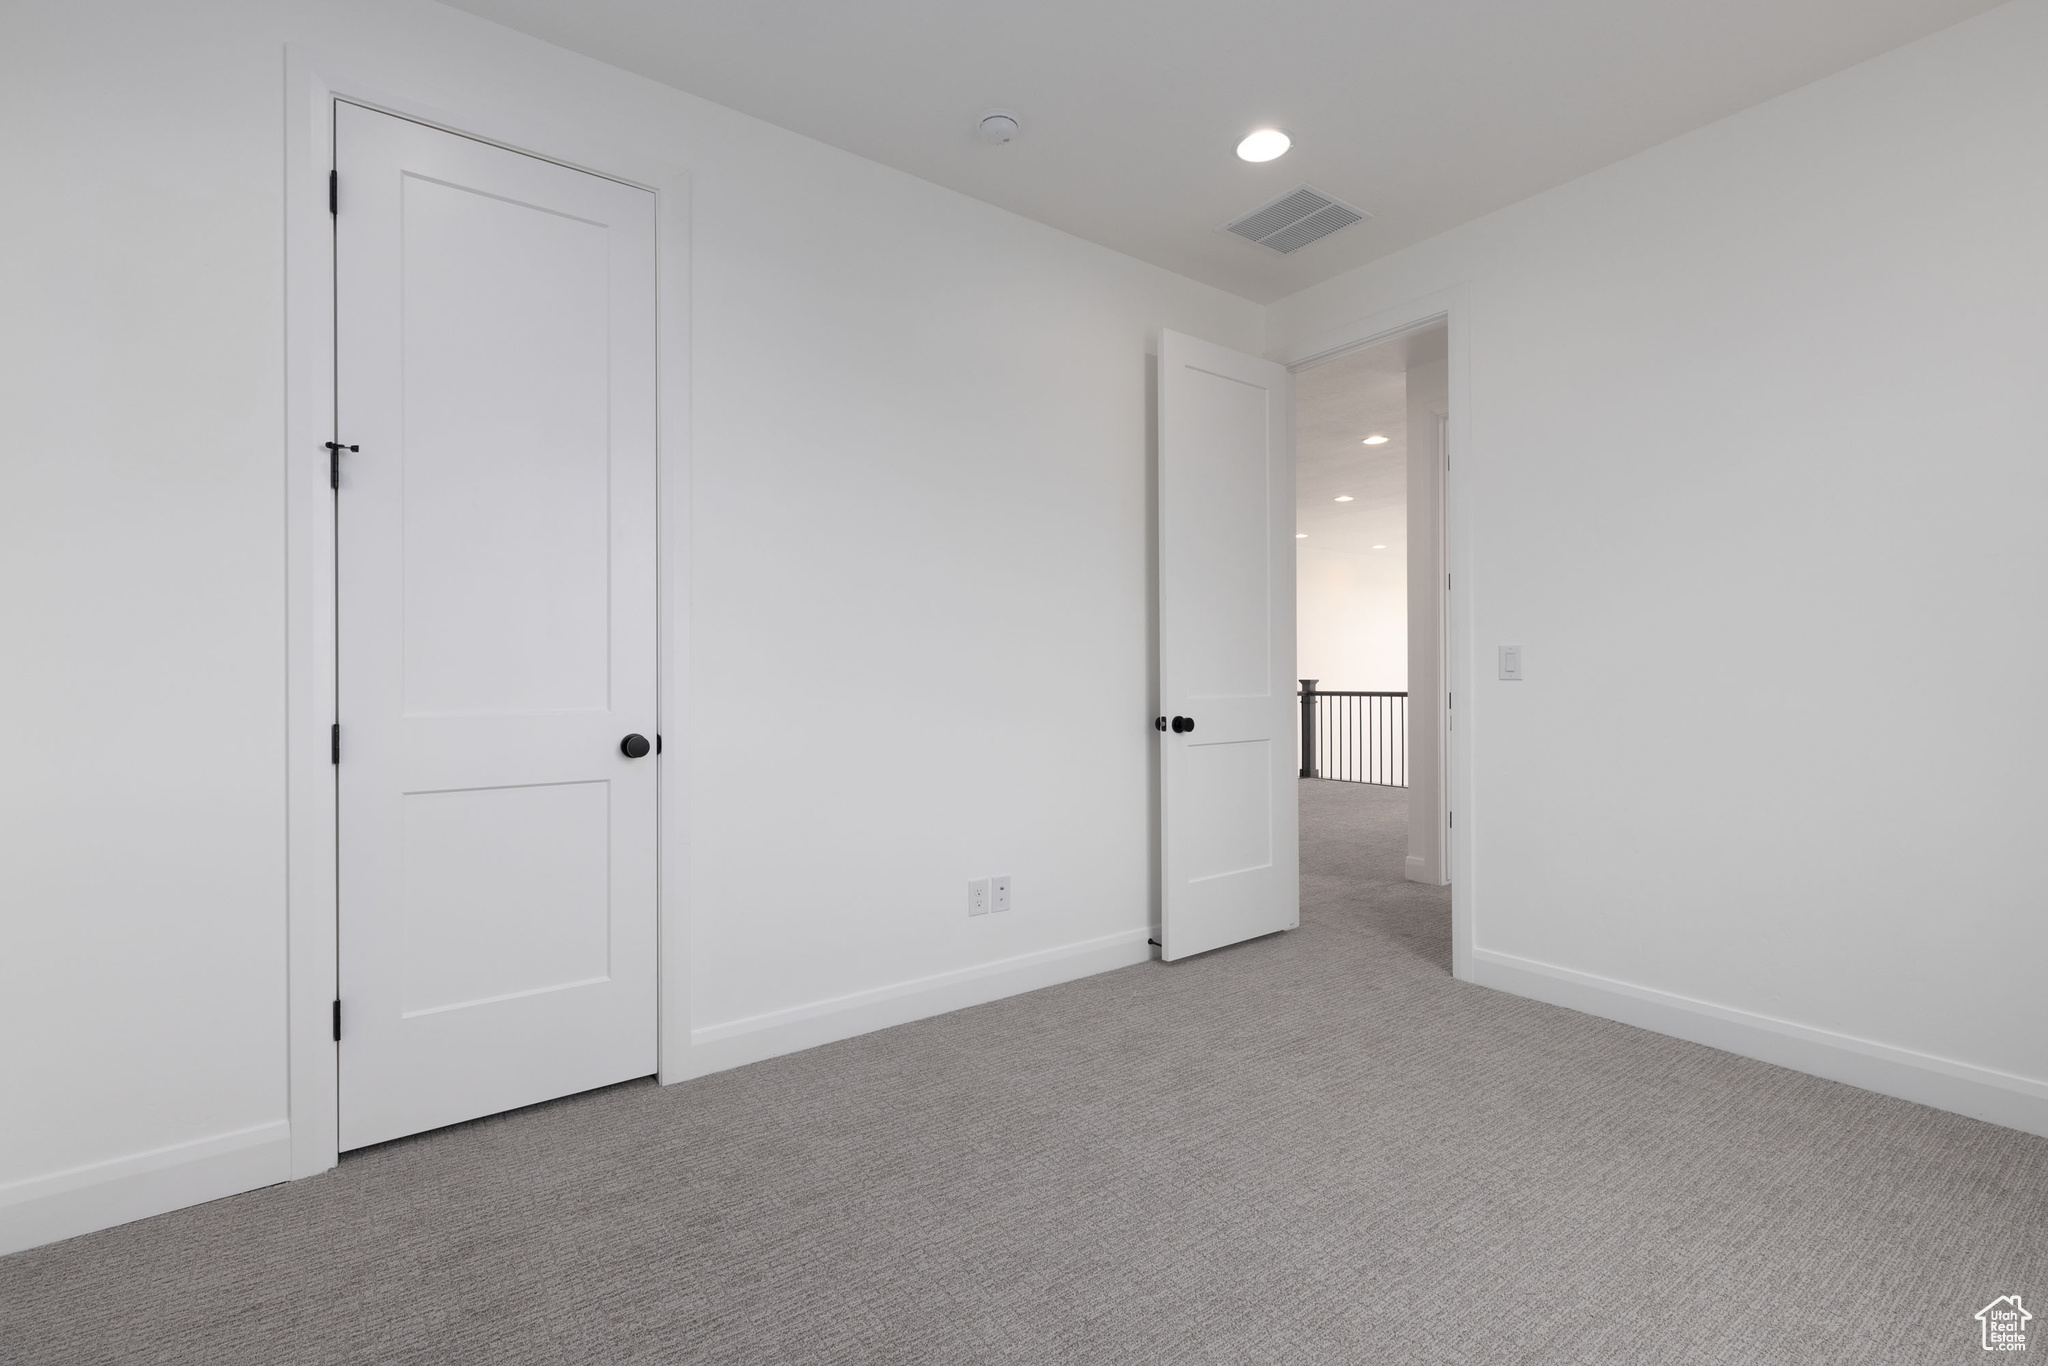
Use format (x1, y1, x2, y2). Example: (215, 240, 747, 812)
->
(4, 780, 2043, 1364)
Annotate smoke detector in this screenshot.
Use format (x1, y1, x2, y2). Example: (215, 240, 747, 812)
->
(1221, 184, 1371, 255)
(979, 110, 1020, 144)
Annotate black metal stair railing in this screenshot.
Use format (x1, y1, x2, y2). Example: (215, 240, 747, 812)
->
(1297, 679, 1408, 787)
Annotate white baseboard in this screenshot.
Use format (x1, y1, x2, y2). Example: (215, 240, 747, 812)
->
(1471, 948, 2048, 1140)
(1405, 856, 1448, 886)
(0, 1120, 291, 1257)
(671, 928, 1155, 1082)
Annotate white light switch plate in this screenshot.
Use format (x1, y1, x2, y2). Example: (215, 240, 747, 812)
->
(1498, 645, 1522, 680)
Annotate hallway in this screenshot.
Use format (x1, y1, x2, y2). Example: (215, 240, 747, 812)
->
(3, 782, 2040, 1363)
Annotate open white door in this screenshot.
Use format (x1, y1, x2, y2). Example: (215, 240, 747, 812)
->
(1157, 330, 1298, 961)
(334, 104, 658, 1150)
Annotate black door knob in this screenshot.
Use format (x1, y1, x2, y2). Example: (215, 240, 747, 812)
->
(620, 733, 651, 758)
(1171, 716, 1195, 734)
(1155, 716, 1168, 731)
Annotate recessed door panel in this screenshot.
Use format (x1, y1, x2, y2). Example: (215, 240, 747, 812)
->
(1174, 367, 1272, 702)
(336, 103, 658, 1151)
(1180, 740, 1274, 883)
(400, 782, 613, 1016)
(400, 177, 613, 718)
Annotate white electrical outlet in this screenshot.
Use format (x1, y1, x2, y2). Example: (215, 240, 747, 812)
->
(991, 874, 1012, 913)
(967, 878, 990, 917)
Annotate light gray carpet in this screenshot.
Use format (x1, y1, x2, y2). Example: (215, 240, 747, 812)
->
(4, 780, 2044, 1364)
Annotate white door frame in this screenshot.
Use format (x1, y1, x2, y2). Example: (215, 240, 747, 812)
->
(283, 50, 692, 1180)
(1271, 288, 1473, 981)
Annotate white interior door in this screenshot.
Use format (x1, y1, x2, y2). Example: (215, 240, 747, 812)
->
(335, 103, 658, 1150)
(1157, 330, 1298, 961)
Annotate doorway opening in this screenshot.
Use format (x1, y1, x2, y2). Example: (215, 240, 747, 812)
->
(1293, 322, 1450, 892)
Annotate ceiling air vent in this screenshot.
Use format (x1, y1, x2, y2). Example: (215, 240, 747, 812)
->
(1222, 185, 1370, 255)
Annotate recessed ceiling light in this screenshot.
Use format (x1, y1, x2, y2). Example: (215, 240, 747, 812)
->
(1235, 129, 1292, 163)
(1362, 435, 1389, 445)
(1296, 533, 1307, 539)
(1373, 544, 1387, 550)
(1334, 495, 1353, 502)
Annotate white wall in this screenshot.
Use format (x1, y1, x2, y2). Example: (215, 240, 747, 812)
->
(1269, 0, 2048, 1133)
(1296, 549, 1405, 692)
(0, 0, 1260, 1251)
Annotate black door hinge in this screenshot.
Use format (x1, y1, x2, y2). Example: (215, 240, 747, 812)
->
(331, 723, 340, 764)
(332, 1000, 342, 1042)
(324, 441, 356, 489)
(655, 733, 663, 754)
(329, 170, 337, 215)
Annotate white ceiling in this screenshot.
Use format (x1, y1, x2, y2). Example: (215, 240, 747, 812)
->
(1295, 326, 1444, 557)
(445, 0, 1997, 302)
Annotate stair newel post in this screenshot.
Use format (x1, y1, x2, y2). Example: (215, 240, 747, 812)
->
(1299, 679, 1318, 779)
